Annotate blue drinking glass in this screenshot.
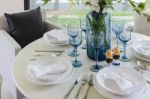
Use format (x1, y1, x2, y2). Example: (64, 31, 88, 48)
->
(69, 26, 82, 67)
(67, 24, 79, 57)
(80, 18, 87, 49)
(119, 27, 131, 62)
(90, 34, 103, 72)
(112, 19, 124, 48)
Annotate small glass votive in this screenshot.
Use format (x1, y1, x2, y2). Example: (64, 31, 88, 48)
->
(105, 50, 113, 66)
(112, 47, 120, 66)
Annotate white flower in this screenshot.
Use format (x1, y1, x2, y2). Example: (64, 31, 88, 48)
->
(90, 0, 99, 7)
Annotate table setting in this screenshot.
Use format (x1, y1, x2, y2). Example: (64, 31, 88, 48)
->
(12, 19, 150, 99)
(12, 1, 150, 99)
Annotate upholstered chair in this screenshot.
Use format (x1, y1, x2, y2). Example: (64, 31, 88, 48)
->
(133, 9, 150, 36)
(0, 10, 61, 99)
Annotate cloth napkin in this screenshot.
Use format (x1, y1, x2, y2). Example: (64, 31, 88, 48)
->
(103, 71, 143, 95)
(43, 29, 69, 43)
(30, 61, 66, 78)
(138, 46, 150, 58)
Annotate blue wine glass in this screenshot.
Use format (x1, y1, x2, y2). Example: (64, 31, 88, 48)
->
(80, 18, 87, 49)
(90, 34, 103, 72)
(67, 24, 79, 57)
(69, 26, 82, 67)
(112, 19, 124, 48)
(119, 27, 131, 62)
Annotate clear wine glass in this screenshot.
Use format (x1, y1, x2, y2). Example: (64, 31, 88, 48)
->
(80, 18, 87, 49)
(112, 19, 124, 48)
(67, 24, 79, 57)
(90, 33, 103, 72)
(69, 26, 82, 67)
(119, 27, 131, 62)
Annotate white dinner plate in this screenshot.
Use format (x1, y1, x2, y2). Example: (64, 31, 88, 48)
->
(43, 30, 69, 46)
(26, 56, 73, 85)
(95, 66, 147, 96)
(131, 40, 150, 60)
(94, 79, 149, 99)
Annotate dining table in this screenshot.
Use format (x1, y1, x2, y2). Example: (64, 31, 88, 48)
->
(12, 32, 150, 99)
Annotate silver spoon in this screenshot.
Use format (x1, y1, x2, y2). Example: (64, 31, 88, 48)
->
(137, 61, 150, 70)
(134, 61, 150, 76)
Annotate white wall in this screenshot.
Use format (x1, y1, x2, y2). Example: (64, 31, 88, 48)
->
(0, 0, 24, 15)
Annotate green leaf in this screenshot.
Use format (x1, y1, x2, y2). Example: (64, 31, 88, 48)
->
(138, 2, 145, 10)
(42, 0, 50, 5)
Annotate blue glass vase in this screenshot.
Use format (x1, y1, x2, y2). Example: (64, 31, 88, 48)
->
(86, 11, 111, 61)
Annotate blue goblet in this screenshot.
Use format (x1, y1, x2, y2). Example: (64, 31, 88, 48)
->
(90, 34, 103, 72)
(69, 26, 82, 67)
(119, 27, 131, 62)
(112, 19, 124, 48)
(67, 24, 79, 57)
(80, 18, 87, 49)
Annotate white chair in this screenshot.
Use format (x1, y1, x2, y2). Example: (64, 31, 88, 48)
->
(0, 10, 61, 99)
(133, 9, 150, 36)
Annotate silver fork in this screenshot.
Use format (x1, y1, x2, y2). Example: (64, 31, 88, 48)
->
(74, 74, 88, 99)
(83, 74, 94, 99)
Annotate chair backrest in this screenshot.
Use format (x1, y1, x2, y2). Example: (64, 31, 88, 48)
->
(133, 9, 150, 36)
(0, 16, 9, 33)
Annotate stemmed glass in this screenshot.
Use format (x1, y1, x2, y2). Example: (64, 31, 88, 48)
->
(119, 27, 131, 62)
(69, 26, 82, 67)
(80, 18, 87, 49)
(112, 19, 124, 47)
(67, 24, 79, 57)
(90, 33, 103, 72)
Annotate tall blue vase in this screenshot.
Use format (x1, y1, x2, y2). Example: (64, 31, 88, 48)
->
(86, 11, 111, 61)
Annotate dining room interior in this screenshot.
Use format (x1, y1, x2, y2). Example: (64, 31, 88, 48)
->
(0, 0, 150, 99)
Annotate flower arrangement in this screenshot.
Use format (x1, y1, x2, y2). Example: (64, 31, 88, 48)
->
(41, 0, 150, 60)
(84, 0, 149, 20)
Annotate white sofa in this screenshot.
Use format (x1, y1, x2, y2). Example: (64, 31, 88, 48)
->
(0, 11, 61, 99)
(133, 9, 150, 36)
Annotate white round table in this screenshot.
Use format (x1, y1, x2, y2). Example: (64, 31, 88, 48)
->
(12, 32, 150, 99)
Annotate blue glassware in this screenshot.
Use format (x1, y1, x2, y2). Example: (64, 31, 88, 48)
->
(90, 34, 103, 72)
(112, 19, 124, 48)
(119, 27, 131, 62)
(80, 18, 87, 49)
(86, 12, 111, 61)
(67, 24, 79, 57)
(69, 26, 82, 67)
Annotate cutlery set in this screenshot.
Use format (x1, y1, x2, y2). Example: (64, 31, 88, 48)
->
(135, 60, 150, 83)
(30, 50, 64, 61)
(64, 74, 94, 99)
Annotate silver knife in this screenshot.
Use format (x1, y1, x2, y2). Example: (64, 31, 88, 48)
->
(64, 76, 82, 99)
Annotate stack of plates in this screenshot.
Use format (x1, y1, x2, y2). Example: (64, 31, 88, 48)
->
(26, 56, 73, 85)
(43, 29, 69, 46)
(131, 40, 150, 61)
(94, 66, 149, 99)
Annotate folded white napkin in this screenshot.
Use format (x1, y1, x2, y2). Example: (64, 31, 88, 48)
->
(138, 46, 150, 58)
(31, 61, 66, 78)
(103, 71, 142, 95)
(43, 29, 69, 43)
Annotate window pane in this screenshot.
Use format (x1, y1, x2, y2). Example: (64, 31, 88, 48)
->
(29, 0, 134, 27)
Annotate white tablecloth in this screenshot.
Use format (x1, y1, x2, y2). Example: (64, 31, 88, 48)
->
(12, 32, 150, 99)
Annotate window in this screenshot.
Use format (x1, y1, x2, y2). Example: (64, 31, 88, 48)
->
(28, 0, 147, 27)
